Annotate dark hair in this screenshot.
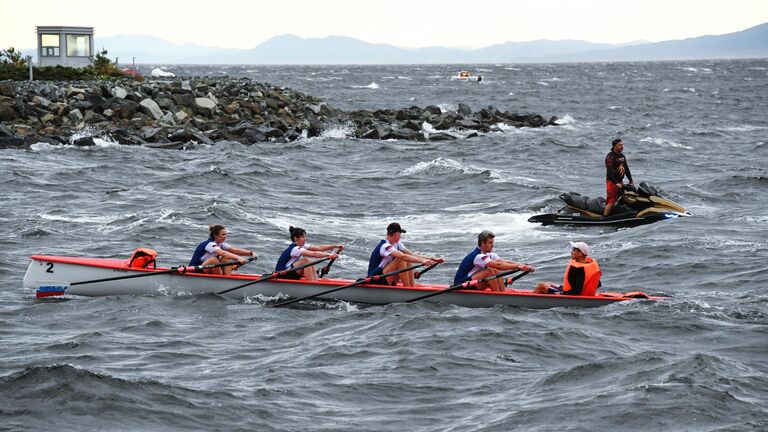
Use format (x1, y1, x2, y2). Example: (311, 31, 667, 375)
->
(611, 138, 623, 148)
(478, 230, 495, 246)
(289, 226, 306, 241)
(209, 224, 226, 239)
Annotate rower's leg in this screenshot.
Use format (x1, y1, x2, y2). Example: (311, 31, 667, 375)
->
(383, 260, 406, 286)
(202, 257, 223, 275)
(295, 259, 317, 281)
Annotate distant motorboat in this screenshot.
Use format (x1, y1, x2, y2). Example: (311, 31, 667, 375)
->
(451, 71, 482, 82)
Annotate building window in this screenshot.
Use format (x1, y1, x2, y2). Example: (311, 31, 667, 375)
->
(41, 34, 60, 57)
(66, 34, 91, 57)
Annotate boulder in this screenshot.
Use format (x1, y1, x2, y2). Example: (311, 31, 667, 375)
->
(68, 109, 84, 123)
(139, 98, 164, 120)
(72, 136, 96, 146)
(0, 82, 16, 97)
(112, 86, 128, 99)
(457, 103, 472, 116)
(194, 97, 216, 116)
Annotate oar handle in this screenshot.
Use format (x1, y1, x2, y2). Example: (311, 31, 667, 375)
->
(503, 270, 530, 286)
(415, 261, 441, 279)
(318, 248, 342, 278)
(273, 263, 424, 308)
(216, 256, 330, 295)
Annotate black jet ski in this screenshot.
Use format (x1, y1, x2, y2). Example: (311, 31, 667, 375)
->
(528, 182, 691, 228)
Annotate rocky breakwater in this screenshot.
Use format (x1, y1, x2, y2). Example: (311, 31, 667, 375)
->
(0, 78, 558, 149)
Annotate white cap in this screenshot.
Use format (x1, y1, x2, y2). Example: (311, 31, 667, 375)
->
(569, 241, 589, 256)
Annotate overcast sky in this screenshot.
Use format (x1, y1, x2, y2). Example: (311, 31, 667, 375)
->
(4, 0, 768, 50)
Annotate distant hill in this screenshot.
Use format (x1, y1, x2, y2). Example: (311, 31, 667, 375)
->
(18, 22, 768, 64)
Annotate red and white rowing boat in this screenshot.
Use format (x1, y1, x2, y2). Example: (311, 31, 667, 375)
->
(23, 255, 658, 308)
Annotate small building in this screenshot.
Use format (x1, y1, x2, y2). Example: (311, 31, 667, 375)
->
(36, 26, 94, 67)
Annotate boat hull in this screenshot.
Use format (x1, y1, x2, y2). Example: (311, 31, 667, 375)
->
(23, 256, 652, 309)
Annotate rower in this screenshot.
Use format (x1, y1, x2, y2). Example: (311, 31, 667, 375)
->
(453, 230, 534, 292)
(189, 225, 257, 275)
(533, 241, 601, 295)
(275, 226, 343, 281)
(367, 222, 443, 287)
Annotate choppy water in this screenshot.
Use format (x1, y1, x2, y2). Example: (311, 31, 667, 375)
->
(2, 60, 767, 431)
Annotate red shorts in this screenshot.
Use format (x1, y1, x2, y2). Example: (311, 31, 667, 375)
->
(606, 180, 620, 205)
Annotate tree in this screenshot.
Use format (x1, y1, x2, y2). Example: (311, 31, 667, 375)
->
(0, 47, 27, 67)
(91, 48, 116, 75)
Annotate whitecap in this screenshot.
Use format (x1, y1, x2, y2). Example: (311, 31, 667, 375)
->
(536, 81, 549, 86)
(639, 137, 693, 150)
(554, 115, 576, 125)
(350, 82, 379, 89)
(397, 76, 413, 80)
(683, 87, 696, 92)
(717, 125, 768, 132)
(319, 122, 356, 139)
(436, 103, 455, 113)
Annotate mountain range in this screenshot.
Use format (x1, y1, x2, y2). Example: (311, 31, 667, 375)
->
(22, 22, 768, 64)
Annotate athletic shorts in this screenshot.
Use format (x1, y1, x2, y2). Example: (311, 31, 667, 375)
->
(281, 268, 303, 280)
(367, 268, 391, 286)
(606, 180, 620, 205)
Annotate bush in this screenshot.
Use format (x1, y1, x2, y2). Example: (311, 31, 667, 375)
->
(0, 46, 133, 81)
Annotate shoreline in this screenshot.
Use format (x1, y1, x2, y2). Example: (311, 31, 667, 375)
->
(0, 77, 557, 149)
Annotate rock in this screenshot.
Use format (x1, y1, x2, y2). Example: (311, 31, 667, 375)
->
(159, 112, 176, 126)
(0, 104, 16, 121)
(68, 109, 84, 123)
(175, 111, 189, 122)
(0, 82, 16, 97)
(195, 97, 216, 116)
(402, 120, 421, 132)
(139, 98, 164, 120)
(111, 99, 139, 119)
(113, 86, 128, 99)
(83, 111, 107, 124)
(424, 105, 442, 116)
(426, 132, 457, 141)
(167, 128, 213, 145)
(103, 108, 114, 118)
(458, 103, 472, 116)
(32, 96, 52, 108)
(0, 137, 25, 149)
(40, 113, 55, 123)
(72, 136, 96, 146)
(66, 86, 86, 97)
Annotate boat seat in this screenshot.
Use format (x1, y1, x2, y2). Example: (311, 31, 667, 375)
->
(560, 192, 605, 213)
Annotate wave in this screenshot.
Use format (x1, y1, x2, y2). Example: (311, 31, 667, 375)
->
(639, 137, 693, 150)
(350, 82, 379, 89)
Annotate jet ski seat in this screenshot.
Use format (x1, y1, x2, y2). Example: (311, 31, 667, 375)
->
(560, 192, 606, 213)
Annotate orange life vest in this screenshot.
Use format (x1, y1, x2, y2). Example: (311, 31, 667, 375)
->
(126, 248, 158, 269)
(562, 257, 601, 296)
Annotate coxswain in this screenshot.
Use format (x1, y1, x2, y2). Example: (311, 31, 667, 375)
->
(533, 241, 601, 295)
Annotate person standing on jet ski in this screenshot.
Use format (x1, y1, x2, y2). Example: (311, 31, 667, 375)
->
(603, 138, 634, 216)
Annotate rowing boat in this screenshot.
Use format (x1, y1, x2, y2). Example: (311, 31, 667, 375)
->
(23, 255, 658, 308)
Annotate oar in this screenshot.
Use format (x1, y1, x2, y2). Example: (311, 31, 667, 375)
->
(405, 270, 530, 303)
(59, 256, 257, 287)
(317, 249, 342, 278)
(216, 256, 331, 295)
(272, 263, 425, 308)
(415, 261, 441, 279)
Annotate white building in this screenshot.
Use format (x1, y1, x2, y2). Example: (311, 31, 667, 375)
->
(36, 26, 94, 67)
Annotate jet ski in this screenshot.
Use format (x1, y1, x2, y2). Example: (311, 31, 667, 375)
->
(528, 182, 691, 228)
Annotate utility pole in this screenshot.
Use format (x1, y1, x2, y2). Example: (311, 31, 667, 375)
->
(115, 57, 119, 68)
(27, 55, 33, 81)
(132, 57, 136, 76)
